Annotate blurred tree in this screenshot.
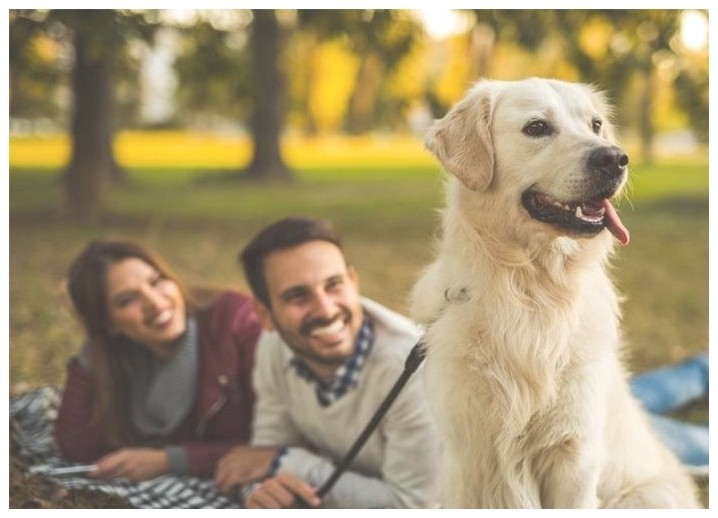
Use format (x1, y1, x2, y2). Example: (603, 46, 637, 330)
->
(173, 14, 253, 128)
(244, 9, 292, 180)
(9, 9, 157, 217)
(467, 9, 706, 164)
(173, 9, 423, 180)
(553, 10, 684, 164)
(9, 10, 66, 123)
(173, 9, 291, 181)
(286, 35, 359, 134)
(59, 10, 157, 215)
(673, 64, 708, 145)
(63, 10, 126, 212)
(11, 8, 707, 187)
(431, 32, 476, 111)
(298, 10, 423, 134)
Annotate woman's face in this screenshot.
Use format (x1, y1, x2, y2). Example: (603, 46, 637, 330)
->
(104, 257, 187, 357)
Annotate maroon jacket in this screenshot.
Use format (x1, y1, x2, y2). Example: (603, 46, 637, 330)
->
(54, 291, 262, 478)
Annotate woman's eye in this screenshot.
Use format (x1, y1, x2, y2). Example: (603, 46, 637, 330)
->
(114, 294, 137, 308)
(522, 119, 553, 137)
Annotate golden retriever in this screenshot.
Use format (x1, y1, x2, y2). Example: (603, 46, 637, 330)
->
(411, 78, 701, 508)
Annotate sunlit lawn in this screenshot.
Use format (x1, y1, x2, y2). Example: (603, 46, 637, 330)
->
(9, 131, 437, 170)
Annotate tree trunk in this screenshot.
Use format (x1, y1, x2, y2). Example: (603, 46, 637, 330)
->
(639, 66, 655, 165)
(345, 52, 383, 135)
(65, 29, 124, 217)
(245, 9, 292, 181)
(301, 32, 319, 137)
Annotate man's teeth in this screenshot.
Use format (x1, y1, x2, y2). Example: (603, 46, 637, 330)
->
(310, 319, 345, 338)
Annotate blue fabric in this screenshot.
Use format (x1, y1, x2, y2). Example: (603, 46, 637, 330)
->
(647, 414, 709, 468)
(630, 353, 709, 468)
(630, 353, 708, 413)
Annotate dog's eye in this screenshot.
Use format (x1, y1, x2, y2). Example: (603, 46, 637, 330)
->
(522, 120, 553, 137)
(591, 118, 603, 135)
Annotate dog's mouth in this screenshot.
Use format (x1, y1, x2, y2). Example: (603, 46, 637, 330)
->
(521, 190, 630, 245)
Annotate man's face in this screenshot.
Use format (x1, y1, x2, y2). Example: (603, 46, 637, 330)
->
(255, 240, 364, 379)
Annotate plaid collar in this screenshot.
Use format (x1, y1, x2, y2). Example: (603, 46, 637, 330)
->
(289, 316, 374, 407)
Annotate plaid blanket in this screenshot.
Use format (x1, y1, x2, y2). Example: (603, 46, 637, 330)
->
(9, 386, 243, 509)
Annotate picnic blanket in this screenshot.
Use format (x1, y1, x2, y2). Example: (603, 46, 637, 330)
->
(9, 386, 243, 509)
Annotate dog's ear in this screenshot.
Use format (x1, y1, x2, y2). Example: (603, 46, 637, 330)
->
(425, 83, 495, 191)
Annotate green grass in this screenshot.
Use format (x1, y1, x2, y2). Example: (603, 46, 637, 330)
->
(9, 159, 708, 389)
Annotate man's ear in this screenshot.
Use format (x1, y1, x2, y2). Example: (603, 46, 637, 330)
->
(252, 298, 275, 331)
(348, 264, 360, 290)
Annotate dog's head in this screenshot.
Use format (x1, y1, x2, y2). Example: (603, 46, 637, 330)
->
(425, 78, 630, 246)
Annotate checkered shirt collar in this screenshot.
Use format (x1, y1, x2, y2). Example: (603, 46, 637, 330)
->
(289, 316, 374, 407)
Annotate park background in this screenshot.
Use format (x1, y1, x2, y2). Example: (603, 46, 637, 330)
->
(8, 8, 709, 506)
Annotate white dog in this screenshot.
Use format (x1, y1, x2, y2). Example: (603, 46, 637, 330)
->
(411, 78, 701, 508)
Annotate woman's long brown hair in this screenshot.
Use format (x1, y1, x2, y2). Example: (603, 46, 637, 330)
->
(66, 238, 197, 447)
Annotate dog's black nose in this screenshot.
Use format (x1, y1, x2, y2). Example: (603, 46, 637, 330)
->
(588, 146, 629, 178)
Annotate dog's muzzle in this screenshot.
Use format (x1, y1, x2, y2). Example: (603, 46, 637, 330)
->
(521, 146, 630, 245)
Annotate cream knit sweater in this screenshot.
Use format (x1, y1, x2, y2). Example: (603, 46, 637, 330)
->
(251, 298, 441, 508)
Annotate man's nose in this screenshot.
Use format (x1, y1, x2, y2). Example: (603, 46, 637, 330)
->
(312, 291, 336, 319)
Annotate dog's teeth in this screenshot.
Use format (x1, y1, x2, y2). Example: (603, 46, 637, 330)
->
(575, 204, 607, 223)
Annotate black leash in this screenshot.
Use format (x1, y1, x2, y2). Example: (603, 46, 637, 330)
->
(295, 339, 427, 506)
(317, 339, 426, 497)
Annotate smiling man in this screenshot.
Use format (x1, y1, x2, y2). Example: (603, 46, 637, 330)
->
(213, 216, 440, 509)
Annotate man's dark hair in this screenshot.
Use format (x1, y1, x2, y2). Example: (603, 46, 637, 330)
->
(239, 216, 344, 307)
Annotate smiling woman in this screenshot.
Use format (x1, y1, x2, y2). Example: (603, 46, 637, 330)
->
(104, 257, 188, 360)
(52, 238, 263, 482)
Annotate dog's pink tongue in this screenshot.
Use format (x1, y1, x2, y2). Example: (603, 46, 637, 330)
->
(602, 199, 630, 245)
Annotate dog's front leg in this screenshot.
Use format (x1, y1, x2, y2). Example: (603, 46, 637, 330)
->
(537, 375, 606, 508)
(539, 438, 602, 508)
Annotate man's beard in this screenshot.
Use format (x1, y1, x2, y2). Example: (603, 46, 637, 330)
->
(273, 309, 354, 368)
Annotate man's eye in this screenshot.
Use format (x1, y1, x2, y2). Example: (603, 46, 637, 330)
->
(327, 279, 343, 291)
(284, 292, 307, 304)
(522, 119, 554, 137)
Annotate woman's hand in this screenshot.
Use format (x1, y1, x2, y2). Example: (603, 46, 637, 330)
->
(91, 448, 169, 482)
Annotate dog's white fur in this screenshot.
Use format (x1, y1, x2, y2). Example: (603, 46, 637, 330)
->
(411, 78, 701, 508)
